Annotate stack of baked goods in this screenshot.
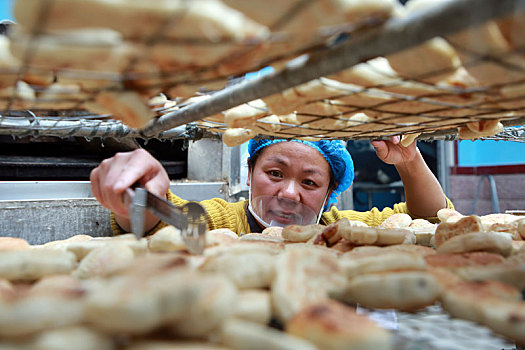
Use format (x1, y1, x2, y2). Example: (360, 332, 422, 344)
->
(1, 207, 524, 348)
(2, 0, 399, 130)
(209, 0, 525, 146)
(2, 0, 523, 142)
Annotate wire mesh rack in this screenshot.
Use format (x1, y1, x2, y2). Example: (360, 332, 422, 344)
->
(393, 304, 518, 350)
(0, 0, 524, 143)
(482, 124, 525, 142)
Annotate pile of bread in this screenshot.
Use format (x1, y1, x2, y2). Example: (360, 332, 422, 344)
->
(0, 208, 524, 349)
(217, 0, 525, 146)
(1, 0, 398, 128)
(1, 0, 523, 142)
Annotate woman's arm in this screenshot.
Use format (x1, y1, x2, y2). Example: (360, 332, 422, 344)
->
(371, 136, 447, 218)
(90, 149, 170, 233)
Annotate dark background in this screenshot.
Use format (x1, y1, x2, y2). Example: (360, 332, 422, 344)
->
(348, 140, 439, 210)
(0, 135, 187, 181)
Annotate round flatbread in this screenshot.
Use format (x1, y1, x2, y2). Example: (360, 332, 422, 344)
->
(340, 271, 440, 311)
(286, 300, 393, 350)
(436, 232, 513, 257)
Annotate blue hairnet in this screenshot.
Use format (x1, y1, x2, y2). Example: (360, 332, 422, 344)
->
(248, 139, 354, 211)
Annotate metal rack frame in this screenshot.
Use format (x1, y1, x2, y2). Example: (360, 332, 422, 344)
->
(140, 0, 525, 138)
(0, 0, 524, 142)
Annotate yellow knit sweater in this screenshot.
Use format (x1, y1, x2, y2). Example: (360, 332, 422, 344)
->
(111, 190, 454, 236)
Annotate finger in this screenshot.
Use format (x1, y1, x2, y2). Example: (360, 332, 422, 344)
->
(89, 167, 106, 208)
(105, 165, 136, 216)
(143, 171, 170, 198)
(91, 162, 122, 213)
(93, 157, 127, 214)
(96, 153, 138, 216)
(111, 150, 161, 191)
(112, 156, 150, 191)
(371, 140, 388, 159)
(370, 140, 384, 149)
(391, 135, 401, 144)
(112, 151, 166, 214)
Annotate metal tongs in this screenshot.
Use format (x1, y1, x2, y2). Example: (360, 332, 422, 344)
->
(124, 186, 207, 254)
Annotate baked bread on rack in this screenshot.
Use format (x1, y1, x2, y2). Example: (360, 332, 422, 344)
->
(1, 205, 525, 346)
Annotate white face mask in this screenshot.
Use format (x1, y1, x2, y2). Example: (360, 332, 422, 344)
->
(247, 186, 328, 229)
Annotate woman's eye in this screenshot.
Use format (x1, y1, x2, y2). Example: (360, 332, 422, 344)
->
(268, 170, 282, 178)
(303, 179, 317, 187)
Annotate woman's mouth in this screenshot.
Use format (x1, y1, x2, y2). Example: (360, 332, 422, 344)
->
(268, 210, 299, 224)
(250, 195, 318, 227)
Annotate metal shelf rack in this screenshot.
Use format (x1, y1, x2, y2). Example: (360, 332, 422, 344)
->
(0, 0, 523, 142)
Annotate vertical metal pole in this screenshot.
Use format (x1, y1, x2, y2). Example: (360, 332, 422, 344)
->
(436, 140, 449, 195)
(487, 175, 500, 213)
(227, 143, 242, 198)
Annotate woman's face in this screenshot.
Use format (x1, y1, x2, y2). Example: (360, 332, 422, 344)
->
(247, 142, 332, 226)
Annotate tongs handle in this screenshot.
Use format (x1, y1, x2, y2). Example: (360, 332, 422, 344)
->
(178, 201, 208, 255)
(123, 186, 147, 238)
(123, 185, 208, 254)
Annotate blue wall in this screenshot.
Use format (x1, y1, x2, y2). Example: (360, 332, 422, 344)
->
(0, 0, 13, 20)
(458, 139, 525, 167)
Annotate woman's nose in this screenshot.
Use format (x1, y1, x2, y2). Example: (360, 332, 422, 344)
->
(278, 179, 301, 202)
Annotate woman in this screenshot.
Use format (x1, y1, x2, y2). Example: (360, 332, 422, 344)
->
(90, 136, 452, 235)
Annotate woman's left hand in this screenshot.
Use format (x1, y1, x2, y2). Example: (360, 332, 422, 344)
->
(371, 135, 418, 165)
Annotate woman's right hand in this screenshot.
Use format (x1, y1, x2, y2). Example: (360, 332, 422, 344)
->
(90, 149, 170, 232)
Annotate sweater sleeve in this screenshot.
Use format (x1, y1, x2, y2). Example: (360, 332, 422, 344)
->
(321, 197, 454, 226)
(110, 190, 251, 236)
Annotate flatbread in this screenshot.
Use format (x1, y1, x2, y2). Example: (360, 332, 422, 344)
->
(29, 274, 84, 298)
(286, 300, 393, 350)
(219, 318, 318, 350)
(0, 294, 85, 337)
(271, 246, 346, 322)
(170, 276, 237, 338)
(379, 213, 412, 229)
(0, 237, 30, 251)
(93, 90, 154, 129)
(437, 208, 465, 223)
(147, 226, 187, 252)
(387, 37, 462, 83)
(56, 235, 147, 261)
(339, 226, 378, 246)
(434, 215, 484, 247)
(425, 251, 505, 269)
(14, 0, 269, 42)
(281, 224, 324, 243)
(0, 249, 77, 281)
(454, 260, 525, 290)
(340, 270, 440, 311)
(440, 279, 522, 321)
(0, 326, 114, 350)
(222, 128, 257, 147)
(8, 26, 134, 71)
(199, 244, 277, 289)
(0, 278, 15, 301)
(73, 243, 135, 279)
(239, 233, 284, 243)
(224, 99, 268, 128)
(436, 231, 513, 257)
(375, 228, 416, 246)
(381, 244, 436, 256)
(440, 279, 525, 344)
(261, 226, 284, 238)
(124, 341, 230, 350)
(233, 289, 272, 325)
(340, 250, 427, 279)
